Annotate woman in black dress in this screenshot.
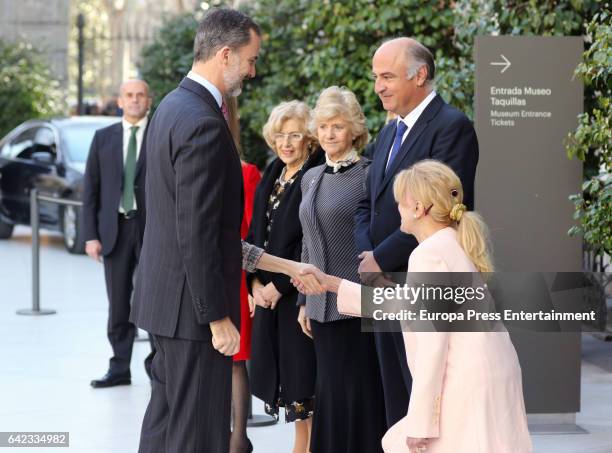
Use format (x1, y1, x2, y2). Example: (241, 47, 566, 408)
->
(297, 86, 387, 453)
(247, 100, 324, 453)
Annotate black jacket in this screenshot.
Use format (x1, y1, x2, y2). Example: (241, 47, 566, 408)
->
(354, 94, 479, 272)
(82, 121, 147, 256)
(246, 148, 325, 293)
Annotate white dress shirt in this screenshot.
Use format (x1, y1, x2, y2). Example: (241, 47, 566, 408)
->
(119, 116, 148, 212)
(386, 90, 437, 169)
(187, 71, 223, 108)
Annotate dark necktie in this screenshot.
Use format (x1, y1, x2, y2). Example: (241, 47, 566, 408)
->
(121, 126, 138, 213)
(385, 120, 408, 173)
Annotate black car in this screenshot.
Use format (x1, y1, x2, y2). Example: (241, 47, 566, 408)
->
(0, 116, 121, 253)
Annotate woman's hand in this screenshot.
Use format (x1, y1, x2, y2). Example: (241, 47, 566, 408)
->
(252, 278, 270, 309)
(294, 266, 342, 294)
(406, 437, 429, 453)
(260, 282, 282, 310)
(297, 305, 313, 339)
(248, 294, 256, 318)
(287, 262, 325, 295)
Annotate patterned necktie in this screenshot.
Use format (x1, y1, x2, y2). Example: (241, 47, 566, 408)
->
(221, 100, 229, 123)
(121, 125, 138, 213)
(385, 120, 408, 173)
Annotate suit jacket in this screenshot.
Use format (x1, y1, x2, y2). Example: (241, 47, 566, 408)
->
(82, 122, 147, 255)
(245, 148, 324, 295)
(354, 94, 478, 273)
(130, 77, 244, 341)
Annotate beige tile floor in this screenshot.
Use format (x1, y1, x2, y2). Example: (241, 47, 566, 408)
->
(1, 227, 611, 452)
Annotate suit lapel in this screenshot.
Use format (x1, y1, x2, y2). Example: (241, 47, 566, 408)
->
(373, 123, 396, 195)
(375, 95, 444, 199)
(178, 77, 240, 163)
(111, 123, 124, 185)
(135, 123, 149, 179)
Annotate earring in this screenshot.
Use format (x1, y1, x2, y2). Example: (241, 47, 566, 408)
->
(413, 214, 418, 219)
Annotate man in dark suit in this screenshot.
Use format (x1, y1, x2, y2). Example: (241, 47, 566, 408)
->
(354, 37, 479, 427)
(83, 79, 154, 388)
(129, 9, 261, 453)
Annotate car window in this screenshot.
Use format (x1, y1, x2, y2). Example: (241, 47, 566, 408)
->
(6, 128, 37, 159)
(60, 123, 110, 163)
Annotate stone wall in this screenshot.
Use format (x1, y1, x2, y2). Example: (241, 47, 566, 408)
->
(0, 0, 70, 89)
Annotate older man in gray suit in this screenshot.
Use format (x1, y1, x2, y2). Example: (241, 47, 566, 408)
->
(130, 9, 261, 453)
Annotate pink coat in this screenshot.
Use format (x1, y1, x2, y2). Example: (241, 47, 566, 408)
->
(337, 227, 532, 453)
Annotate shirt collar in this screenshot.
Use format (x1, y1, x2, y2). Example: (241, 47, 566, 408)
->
(398, 90, 437, 130)
(187, 71, 223, 108)
(122, 116, 148, 131)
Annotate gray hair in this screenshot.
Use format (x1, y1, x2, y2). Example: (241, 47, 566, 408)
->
(193, 8, 260, 63)
(405, 41, 435, 85)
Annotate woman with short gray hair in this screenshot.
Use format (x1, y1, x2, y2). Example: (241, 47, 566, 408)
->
(298, 86, 386, 452)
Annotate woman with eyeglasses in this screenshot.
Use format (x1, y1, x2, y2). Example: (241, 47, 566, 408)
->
(246, 100, 324, 453)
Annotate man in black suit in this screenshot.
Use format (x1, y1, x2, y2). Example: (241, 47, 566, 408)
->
(354, 37, 479, 427)
(83, 79, 154, 388)
(130, 9, 261, 453)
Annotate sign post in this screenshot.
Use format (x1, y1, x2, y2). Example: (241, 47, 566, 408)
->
(475, 36, 585, 434)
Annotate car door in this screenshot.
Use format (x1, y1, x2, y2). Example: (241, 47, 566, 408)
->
(0, 125, 60, 225)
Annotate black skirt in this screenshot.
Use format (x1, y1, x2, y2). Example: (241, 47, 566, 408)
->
(250, 290, 316, 420)
(310, 318, 387, 453)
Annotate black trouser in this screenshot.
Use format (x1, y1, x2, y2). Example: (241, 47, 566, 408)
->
(373, 329, 413, 428)
(138, 335, 232, 453)
(103, 216, 151, 374)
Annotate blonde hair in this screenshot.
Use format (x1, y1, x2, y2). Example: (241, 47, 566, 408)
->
(311, 86, 369, 151)
(393, 160, 494, 273)
(262, 100, 318, 152)
(224, 96, 242, 154)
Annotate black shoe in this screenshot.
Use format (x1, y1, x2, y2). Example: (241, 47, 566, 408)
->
(90, 371, 131, 388)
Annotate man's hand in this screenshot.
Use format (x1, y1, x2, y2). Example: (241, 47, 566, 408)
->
(406, 437, 429, 453)
(85, 240, 102, 262)
(297, 305, 313, 339)
(358, 251, 382, 274)
(209, 317, 240, 356)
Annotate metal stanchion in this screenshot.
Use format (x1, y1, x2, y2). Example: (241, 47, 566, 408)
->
(18, 191, 83, 315)
(17, 189, 56, 315)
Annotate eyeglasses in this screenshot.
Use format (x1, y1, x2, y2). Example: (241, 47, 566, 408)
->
(273, 132, 304, 143)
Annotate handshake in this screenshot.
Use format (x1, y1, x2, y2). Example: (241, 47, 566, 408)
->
(248, 261, 341, 316)
(246, 261, 343, 340)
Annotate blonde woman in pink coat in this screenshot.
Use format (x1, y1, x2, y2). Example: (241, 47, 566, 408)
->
(297, 160, 532, 453)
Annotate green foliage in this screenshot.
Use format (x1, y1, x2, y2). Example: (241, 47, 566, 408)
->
(0, 40, 63, 138)
(566, 11, 612, 255)
(139, 13, 199, 105)
(138, 0, 602, 178)
(241, 0, 458, 166)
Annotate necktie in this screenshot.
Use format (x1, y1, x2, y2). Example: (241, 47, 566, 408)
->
(121, 126, 138, 213)
(221, 100, 229, 123)
(385, 120, 408, 173)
